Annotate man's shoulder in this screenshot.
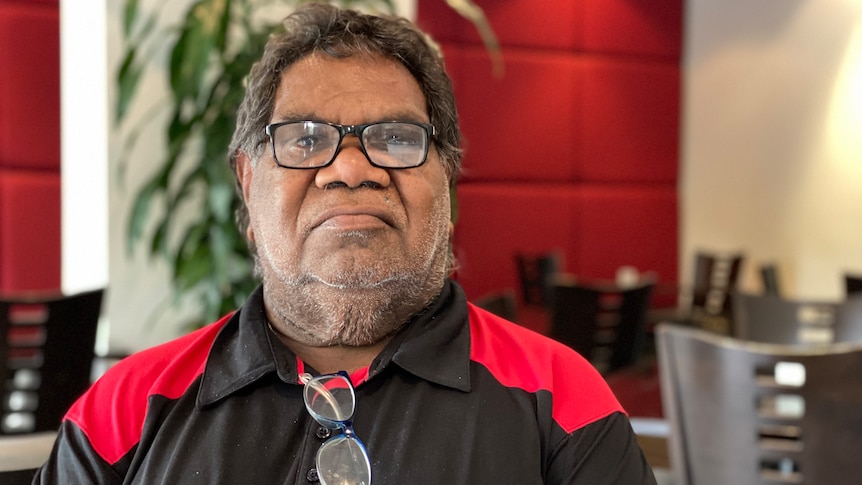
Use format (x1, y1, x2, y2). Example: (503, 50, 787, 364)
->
(466, 302, 584, 367)
(62, 313, 234, 464)
(105, 314, 231, 391)
(466, 303, 623, 433)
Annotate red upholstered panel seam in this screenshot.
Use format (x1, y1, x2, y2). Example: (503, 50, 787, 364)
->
(0, 3, 61, 170)
(0, 169, 61, 291)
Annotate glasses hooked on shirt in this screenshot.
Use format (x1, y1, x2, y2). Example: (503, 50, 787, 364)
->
(265, 120, 436, 170)
(301, 371, 372, 485)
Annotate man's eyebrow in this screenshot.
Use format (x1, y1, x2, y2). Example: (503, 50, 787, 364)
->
(270, 112, 318, 123)
(270, 110, 429, 124)
(378, 110, 430, 123)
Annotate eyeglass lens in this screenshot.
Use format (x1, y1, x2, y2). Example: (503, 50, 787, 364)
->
(302, 373, 372, 485)
(269, 121, 429, 169)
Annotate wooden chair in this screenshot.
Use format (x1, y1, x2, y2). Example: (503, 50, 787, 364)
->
(514, 251, 563, 309)
(651, 251, 744, 335)
(731, 292, 836, 345)
(759, 264, 781, 297)
(550, 277, 654, 374)
(657, 324, 862, 485)
(1, 289, 104, 434)
(843, 273, 862, 297)
(688, 251, 744, 331)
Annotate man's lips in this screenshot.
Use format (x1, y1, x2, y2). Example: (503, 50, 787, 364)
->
(312, 207, 395, 231)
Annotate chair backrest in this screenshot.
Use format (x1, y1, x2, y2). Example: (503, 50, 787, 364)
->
(843, 273, 862, 297)
(514, 251, 563, 309)
(1, 289, 103, 434)
(690, 251, 744, 319)
(550, 278, 654, 374)
(731, 292, 836, 345)
(657, 324, 862, 485)
(759, 264, 781, 297)
(834, 294, 862, 343)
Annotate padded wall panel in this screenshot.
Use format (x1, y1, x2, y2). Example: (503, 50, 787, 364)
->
(454, 184, 677, 302)
(417, 0, 583, 50)
(446, 45, 583, 183)
(582, 0, 683, 58)
(0, 3, 60, 170)
(419, 0, 681, 329)
(571, 186, 678, 282)
(580, 57, 679, 183)
(0, 170, 61, 291)
(418, 0, 682, 56)
(447, 46, 679, 184)
(453, 184, 579, 302)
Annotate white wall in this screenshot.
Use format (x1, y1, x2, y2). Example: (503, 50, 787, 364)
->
(682, 0, 862, 300)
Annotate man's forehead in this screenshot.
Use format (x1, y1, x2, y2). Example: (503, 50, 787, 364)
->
(272, 53, 429, 124)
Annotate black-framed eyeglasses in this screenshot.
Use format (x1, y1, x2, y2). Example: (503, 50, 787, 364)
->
(301, 371, 372, 485)
(265, 120, 436, 169)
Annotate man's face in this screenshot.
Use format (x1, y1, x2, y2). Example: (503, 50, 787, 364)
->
(236, 52, 452, 346)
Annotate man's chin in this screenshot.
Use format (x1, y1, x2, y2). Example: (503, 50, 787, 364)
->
(308, 271, 403, 290)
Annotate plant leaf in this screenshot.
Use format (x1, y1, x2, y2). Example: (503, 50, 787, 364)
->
(149, 216, 170, 258)
(173, 220, 210, 285)
(122, 0, 140, 39)
(127, 176, 163, 254)
(116, 47, 142, 121)
(169, 0, 227, 103)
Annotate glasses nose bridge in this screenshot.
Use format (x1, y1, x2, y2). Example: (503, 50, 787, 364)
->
(337, 123, 366, 144)
(333, 123, 371, 161)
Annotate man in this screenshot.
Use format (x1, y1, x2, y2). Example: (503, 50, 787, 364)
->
(36, 4, 656, 483)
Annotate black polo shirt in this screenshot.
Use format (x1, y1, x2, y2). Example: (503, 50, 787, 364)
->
(36, 281, 655, 484)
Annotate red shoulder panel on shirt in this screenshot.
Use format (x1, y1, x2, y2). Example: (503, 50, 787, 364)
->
(467, 303, 624, 433)
(64, 314, 232, 465)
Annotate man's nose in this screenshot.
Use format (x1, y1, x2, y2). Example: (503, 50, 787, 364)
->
(314, 136, 391, 189)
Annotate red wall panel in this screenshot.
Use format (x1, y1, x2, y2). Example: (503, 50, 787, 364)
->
(418, 0, 682, 56)
(417, 0, 584, 50)
(453, 184, 678, 304)
(419, 1, 682, 321)
(0, 1, 61, 292)
(445, 45, 583, 183)
(580, 57, 679, 182)
(0, 3, 60, 171)
(0, 170, 61, 291)
(453, 184, 579, 301)
(581, 0, 683, 57)
(572, 186, 678, 281)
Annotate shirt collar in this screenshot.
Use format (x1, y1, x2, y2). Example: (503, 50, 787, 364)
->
(197, 286, 283, 407)
(197, 280, 472, 407)
(377, 281, 472, 392)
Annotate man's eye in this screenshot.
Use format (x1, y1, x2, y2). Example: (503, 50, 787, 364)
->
(295, 135, 320, 148)
(388, 134, 419, 145)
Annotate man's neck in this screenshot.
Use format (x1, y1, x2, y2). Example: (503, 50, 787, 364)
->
(275, 331, 394, 376)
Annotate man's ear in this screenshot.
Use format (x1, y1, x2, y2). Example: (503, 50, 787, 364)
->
(235, 151, 253, 203)
(234, 151, 256, 243)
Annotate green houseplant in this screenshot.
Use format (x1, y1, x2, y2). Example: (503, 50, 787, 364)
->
(117, 0, 498, 329)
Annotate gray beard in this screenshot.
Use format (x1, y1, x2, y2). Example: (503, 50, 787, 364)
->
(258, 252, 448, 347)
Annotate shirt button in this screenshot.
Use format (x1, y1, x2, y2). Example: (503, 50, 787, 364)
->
(306, 467, 319, 482)
(315, 426, 331, 439)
